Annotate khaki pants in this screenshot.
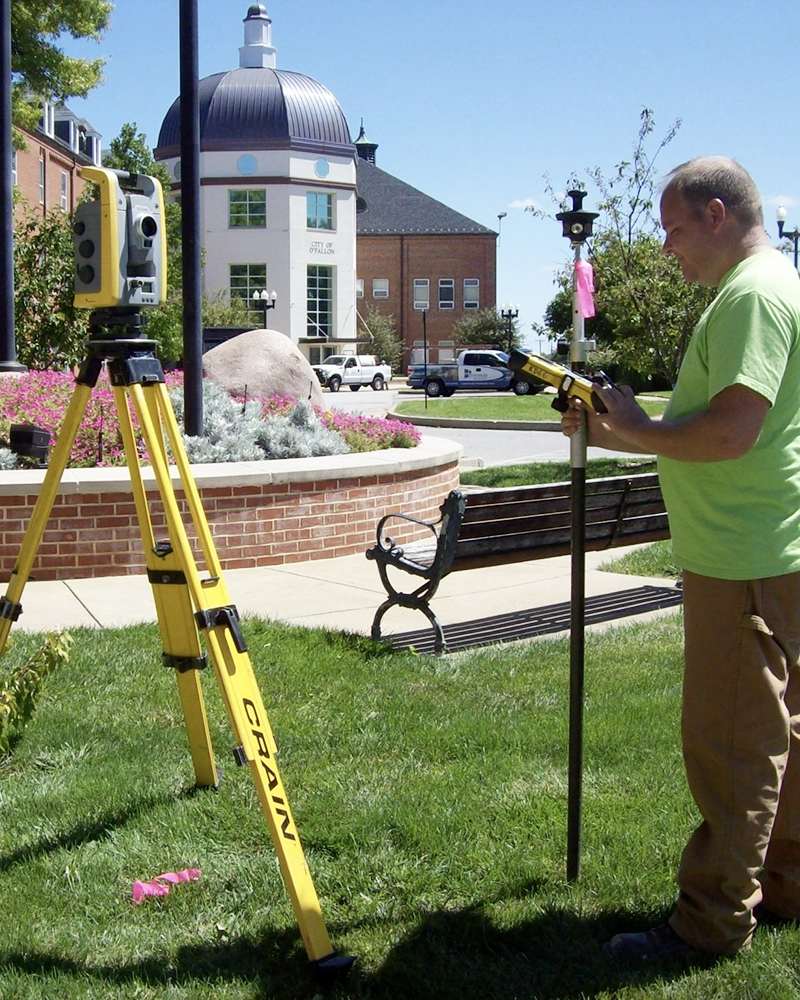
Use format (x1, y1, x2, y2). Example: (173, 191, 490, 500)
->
(670, 570, 800, 953)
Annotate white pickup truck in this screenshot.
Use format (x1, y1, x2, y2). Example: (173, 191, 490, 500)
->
(312, 354, 392, 392)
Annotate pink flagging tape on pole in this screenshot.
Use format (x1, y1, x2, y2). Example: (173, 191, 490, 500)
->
(575, 259, 596, 318)
(131, 868, 201, 905)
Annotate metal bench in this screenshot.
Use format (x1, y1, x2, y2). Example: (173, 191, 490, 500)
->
(366, 473, 672, 653)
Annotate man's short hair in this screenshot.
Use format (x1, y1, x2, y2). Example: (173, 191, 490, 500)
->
(663, 156, 763, 228)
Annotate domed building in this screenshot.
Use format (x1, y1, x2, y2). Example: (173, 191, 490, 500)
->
(154, 3, 358, 360)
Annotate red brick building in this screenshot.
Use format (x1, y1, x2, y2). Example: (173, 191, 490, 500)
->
(354, 129, 497, 370)
(13, 102, 102, 218)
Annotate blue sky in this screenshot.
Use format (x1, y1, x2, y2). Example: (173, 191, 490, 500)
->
(61, 0, 800, 344)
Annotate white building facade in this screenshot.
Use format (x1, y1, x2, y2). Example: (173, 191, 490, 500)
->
(154, 4, 358, 362)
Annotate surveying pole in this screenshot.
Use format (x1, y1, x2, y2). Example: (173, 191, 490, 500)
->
(555, 190, 599, 882)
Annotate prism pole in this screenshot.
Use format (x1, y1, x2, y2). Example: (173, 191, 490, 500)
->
(566, 238, 588, 882)
(554, 191, 599, 882)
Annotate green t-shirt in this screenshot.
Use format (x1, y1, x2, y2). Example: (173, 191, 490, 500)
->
(658, 249, 800, 580)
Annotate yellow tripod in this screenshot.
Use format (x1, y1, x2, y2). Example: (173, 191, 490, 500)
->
(0, 314, 354, 982)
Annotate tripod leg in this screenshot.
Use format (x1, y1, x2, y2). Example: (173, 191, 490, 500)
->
(112, 384, 218, 790)
(0, 382, 94, 656)
(124, 379, 348, 971)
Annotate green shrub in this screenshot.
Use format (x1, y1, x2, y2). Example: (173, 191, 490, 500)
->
(0, 632, 73, 753)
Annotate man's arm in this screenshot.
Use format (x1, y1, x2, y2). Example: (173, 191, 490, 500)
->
(563, 382, 769, 461)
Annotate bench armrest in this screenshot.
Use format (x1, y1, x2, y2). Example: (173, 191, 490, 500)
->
(366, 490, 466, 579)
(366, 511, 441, 576)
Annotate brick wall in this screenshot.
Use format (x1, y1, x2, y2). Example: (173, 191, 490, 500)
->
(14, 130, 90, 218)
(0, 445, 460, 581)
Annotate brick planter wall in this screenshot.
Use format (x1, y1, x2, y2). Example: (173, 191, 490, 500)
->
(0, 437, 460, 581)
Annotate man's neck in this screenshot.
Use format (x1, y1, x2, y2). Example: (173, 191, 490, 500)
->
(713, 228, 772, 284)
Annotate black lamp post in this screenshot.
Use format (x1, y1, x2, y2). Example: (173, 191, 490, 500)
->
(776, 206, 800, 271)
(180, 0, 202, 436)
(251, 289, 277, 318)
(0, 0, 26, 374)
(554, 188, 599, 883)
(499, 303, 519, 353)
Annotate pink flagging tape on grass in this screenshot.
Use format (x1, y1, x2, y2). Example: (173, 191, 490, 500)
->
(131, 868, 201, 905)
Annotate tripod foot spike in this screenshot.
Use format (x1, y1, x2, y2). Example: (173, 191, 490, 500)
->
(312, 952, 357, 985)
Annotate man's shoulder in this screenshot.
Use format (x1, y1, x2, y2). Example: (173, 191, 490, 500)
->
(725, 249, 798, 287)
(715, 251, 800, 313)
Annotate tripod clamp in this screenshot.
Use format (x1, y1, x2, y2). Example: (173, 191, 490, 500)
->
(0, 595, 22, 621)
(195, 605, 249, 653)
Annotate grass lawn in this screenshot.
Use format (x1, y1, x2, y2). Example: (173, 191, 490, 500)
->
(393, 393, 669, 422)
(2, 617, 799, 999)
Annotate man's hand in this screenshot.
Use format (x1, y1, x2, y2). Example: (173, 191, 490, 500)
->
(590, 383, 653, 443)
(561, 382, 769, 461)
(560, 388, 650, 453)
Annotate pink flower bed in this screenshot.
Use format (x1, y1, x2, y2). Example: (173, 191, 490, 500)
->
(0, 370, 420, 467)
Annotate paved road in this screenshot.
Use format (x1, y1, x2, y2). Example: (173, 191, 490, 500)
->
(324, 384, 645, 468)
(414, 424, 577, 467)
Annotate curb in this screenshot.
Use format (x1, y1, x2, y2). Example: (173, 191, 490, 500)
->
(387, 409, 561, 432)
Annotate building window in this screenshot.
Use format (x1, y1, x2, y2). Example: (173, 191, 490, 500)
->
(307, 265, 333, 338)
(60, 171, 69, 211)
(229, 263, 267, 315)
(229, 189, 266, 228)
(38, 157, 45, 203)
(356, 278, 364, 299)
(438, 278, 455, 310)
(307, 191, 333, 230)
(372, 278, 389, 299)
(41, 103, 55, 137)
(413, 278, 430, 310)
(463, 278, 480, 310)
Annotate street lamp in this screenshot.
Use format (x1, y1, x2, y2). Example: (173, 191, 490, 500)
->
(499, 302, 519, 352)
(776, 206, 799, 271)
(252, 288, 277, 317)
(497, 211, 507, 244)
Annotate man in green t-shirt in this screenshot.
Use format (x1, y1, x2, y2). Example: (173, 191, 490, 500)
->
(562, 156, 800, 961)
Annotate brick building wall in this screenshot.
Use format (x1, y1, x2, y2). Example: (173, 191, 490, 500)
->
(14, 130, 91, 219)
(357, 232, 497, 369)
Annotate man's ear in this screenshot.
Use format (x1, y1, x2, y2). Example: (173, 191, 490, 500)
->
(705, 197, 727, 229)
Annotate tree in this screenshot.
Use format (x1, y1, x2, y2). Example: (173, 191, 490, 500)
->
(357, 306, 402, 371)
(11, 0, 112, 134)
(13, 208, 87, 370)
(452, 308, 520, 352)
(541, 109, 715, 384)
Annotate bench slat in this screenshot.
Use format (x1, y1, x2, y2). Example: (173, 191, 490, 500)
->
(459, 499, 668, 536)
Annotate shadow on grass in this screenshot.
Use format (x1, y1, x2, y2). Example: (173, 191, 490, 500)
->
(0, 931, 315, 999)
(0, 903, 716, 1000)
(0, 787, 200, 875)
(352, 903, 713, 999)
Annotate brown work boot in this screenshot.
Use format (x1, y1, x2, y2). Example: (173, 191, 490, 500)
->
(603, 923, 706, 963)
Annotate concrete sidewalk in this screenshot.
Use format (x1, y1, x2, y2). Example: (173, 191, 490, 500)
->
(8, 548, 681, 640)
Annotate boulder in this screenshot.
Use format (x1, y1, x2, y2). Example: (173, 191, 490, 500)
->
(202, 328, 325, 407)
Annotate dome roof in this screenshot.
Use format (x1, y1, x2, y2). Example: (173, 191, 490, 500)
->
(154, 67, 354, 159)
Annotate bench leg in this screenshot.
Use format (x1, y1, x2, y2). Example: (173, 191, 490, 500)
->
(371, 597, 448, 654)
